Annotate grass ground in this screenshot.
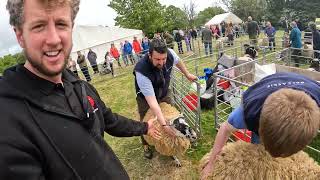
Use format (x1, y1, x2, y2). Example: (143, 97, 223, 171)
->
(86, 33, 319, 179)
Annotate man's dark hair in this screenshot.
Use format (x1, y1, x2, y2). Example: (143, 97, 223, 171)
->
(149, 38, 168, 55)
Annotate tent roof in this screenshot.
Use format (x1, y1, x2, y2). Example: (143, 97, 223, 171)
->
(205, 12, 243, 26)
(71, 25, 143, 52)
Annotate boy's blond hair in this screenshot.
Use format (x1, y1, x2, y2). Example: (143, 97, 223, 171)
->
(259, 88, 320, 157)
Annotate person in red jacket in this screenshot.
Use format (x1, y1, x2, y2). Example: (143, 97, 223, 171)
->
(133, 36, 143, 60)
(110, 43, 122, 68)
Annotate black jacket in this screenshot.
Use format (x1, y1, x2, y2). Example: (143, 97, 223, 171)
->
(134, 51, 174, 100)
(312, 29, 320, 51)
(0, 65, 148, 180)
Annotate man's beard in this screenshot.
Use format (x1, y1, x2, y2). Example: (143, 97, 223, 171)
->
(155, 64, 163, 69)
(24, 49, 68, 77)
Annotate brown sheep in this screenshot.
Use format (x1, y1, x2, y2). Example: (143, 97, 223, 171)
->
(143, 102, 197, 166)
(199, 141, 320, 180)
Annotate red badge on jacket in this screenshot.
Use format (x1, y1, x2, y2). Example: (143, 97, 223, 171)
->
(87, 96, 95, 109)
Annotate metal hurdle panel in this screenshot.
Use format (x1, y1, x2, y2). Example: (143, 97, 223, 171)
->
(213, 48, 320, 162)
(170, 66, 202, 135)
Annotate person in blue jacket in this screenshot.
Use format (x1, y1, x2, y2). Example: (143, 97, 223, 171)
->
(124, 40, 135, 65)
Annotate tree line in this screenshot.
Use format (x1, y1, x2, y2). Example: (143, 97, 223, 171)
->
(109, 0, 320, 35)
(0, 53, 25, 75)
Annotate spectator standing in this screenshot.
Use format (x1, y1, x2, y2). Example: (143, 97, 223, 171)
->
(142, 37, 150, 54)
(201, 25, 214, 56)
(163, 32, 175, 49)
(290, 21, 302, 67)
(192, 28, 198, 40)
(105, 51, 115, 77)
(175, 31, 184, 54)
(220, 21, 226, 37)
(265, 21, 276, 51)
(124, 40, 135, 65)
(87, 49, 99, 74)
(309, 22, 320, 59)
(120, 42, 129, 66)
(110, 43, 122, 68)
(226, 22, 234, 46)
(185, 33, 192, 52)
(77, 51, 91, 82)
(133, 37, 143, 61)
(234, 24, 240, 38)
(246, 16, 260, 49)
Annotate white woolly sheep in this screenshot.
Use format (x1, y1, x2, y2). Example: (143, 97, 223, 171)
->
(302, 44, 314, 58)
(199, 141, 320, 180)
(258, 38, 269, 47)
(215, 37, 228, 50)
(143, 102, 197, 166)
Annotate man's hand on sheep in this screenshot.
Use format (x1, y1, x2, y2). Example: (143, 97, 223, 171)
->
(186, 73, 198, 82)
(162, 125, 176, 137)
(147, 118, 162, 140)
(201, 161, 215, 180)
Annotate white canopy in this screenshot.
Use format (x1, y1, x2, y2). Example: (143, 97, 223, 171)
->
(71, 25, 144, 64)
(205, 12, 243, 26)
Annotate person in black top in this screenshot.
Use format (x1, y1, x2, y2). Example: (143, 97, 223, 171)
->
(1, 0, 160, 179)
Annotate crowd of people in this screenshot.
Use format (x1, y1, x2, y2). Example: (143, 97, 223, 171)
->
(66, 36, 152, 80)
(67, 14, 320, 84)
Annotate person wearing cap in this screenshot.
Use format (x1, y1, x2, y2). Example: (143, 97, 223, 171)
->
(201, 73, 320, 179)
(133, 38, 197, 159)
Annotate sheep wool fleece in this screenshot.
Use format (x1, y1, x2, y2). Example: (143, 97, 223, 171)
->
(199, 141, 320, 180)
(143, 103, 190, 156)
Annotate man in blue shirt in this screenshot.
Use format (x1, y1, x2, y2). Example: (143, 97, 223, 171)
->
(290, 21, 302, 67)
(134, 39, 197, 159)
(265, 21, 276, 51)
(201, 73, 320, 179)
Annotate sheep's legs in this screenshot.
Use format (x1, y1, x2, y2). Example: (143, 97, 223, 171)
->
(172, 156, 182, 167)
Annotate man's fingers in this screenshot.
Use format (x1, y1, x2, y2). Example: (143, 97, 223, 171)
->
(153, 131, 162, 140)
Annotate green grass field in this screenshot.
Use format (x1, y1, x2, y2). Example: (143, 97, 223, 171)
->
(84, 33, 319, 179)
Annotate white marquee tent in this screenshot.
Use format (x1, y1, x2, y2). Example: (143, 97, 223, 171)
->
(70, 25, 144, 64)
(205, 12, 243, 26)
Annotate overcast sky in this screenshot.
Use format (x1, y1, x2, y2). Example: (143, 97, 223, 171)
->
(0, 0, 220, 57)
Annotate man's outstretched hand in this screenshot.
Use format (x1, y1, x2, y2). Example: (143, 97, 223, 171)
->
(146, 118, 162, 140)
(186, 73, 198, 82)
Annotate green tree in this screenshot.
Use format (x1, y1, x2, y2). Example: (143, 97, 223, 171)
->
(109, 0, 165, 36)
(182, 0, 197, 28)
(13, 53, 26, 64)
(229, 0, 267, 22)
(163, 5, 188, 32)
(265, 0, 320, 29)
(194, 6, 225, 27)
(0, 54, 18, 74)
